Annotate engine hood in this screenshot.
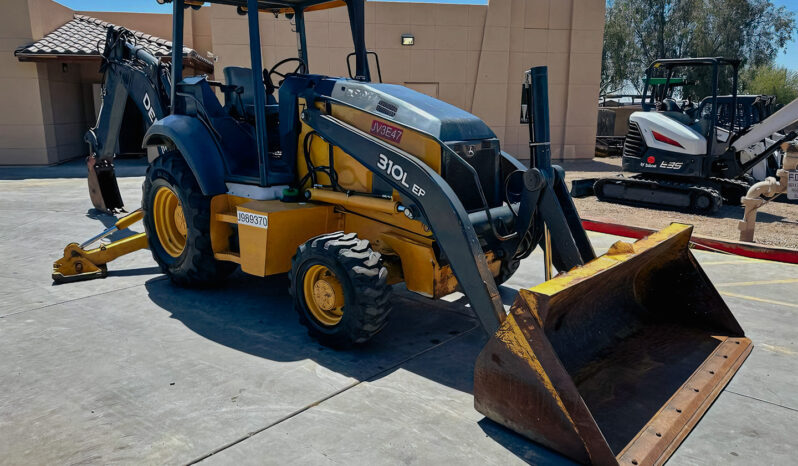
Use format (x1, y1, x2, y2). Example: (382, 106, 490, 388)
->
(330, 80, 495, 142)
(630, 111, 706, 155)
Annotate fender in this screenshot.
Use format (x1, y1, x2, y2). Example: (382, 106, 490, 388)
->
(143, 115, 228, 196)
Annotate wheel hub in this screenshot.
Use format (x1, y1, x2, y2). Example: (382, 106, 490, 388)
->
(152, 186, 187, 258)
(312, 280, 337, 311)
(174, 207, 187, 236)
(303, 264, 344, 326)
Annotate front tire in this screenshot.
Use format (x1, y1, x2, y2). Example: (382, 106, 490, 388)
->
(289, 232, 392, 348)
(142, 151, 234, 287)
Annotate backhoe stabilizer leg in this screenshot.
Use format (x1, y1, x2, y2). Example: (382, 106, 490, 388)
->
(52, 210, 148, 284)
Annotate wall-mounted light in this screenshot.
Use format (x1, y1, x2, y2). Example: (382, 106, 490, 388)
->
(401, 34, 414, 46)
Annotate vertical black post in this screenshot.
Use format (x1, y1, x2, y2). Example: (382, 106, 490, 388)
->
(664, 67, 674, 100)
(528, 66, 552, 175)
(642, 66, 652, 110)
(526, 65, 596, 265)
(170, 0, 184, 112)
(247, 0, 270, 185)
(295, 9, 309, 73)
(729, 62, 739, 133)
(707, 60, 719, 157)
(347, 0, 370, 81)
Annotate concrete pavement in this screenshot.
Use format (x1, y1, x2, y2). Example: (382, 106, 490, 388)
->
(0, 161, 796, 465)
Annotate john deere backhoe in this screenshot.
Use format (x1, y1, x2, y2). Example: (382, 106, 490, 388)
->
(53, 1, 752, 464)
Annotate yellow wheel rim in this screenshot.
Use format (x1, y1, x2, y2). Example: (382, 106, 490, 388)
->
(153, 186, 187, 258)
(303, 264, 345, 326)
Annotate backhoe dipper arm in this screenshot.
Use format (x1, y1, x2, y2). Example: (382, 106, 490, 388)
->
(301, 106, 507, 334)
(85, 28, 171, 212)
(87, 28, 170, 162)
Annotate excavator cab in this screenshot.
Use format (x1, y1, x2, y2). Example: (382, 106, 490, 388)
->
(60, 2, 753, 464)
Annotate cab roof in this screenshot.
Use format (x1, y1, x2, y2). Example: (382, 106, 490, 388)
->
(187, 0, 346, 13)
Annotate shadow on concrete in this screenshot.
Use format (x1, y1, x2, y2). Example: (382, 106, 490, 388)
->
(710, 205, 786, 223)
(142, 272, 571, 464)
(478, 419, 578, 466)
(84, 209, 143, 242)
(107, 266, 161, 277)
(0, 157, 147, 180)
(559, 158, 622, 173)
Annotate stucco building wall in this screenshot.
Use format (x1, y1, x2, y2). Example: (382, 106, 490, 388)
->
(0, 0, 212, 165)
(1, 0, 604, 165)
(1, 0, 73, 164)
(210, 0, 605, 162)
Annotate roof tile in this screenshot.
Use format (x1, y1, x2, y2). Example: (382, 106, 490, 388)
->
(14, 14, 212, 69)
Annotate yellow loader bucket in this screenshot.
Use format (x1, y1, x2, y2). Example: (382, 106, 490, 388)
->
(474, 224, 751, 465)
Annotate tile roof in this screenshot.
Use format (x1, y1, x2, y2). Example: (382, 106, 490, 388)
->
(15, 14, 213, 70)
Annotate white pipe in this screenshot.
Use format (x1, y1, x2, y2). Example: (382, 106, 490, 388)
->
(737, 143, 798, 242)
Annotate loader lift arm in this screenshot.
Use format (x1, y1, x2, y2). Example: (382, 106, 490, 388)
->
(299, 71, 594, 333)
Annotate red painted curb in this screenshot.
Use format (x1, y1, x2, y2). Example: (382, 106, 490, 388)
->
(582, 218, 798, 264)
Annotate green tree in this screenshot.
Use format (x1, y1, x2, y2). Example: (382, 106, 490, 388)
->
(741, 64, 798, 104)
(602, 0, 796, 97)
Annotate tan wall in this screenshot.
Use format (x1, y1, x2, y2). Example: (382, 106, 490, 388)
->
(209, 0, 605, 161)
(1, 0, 604, 165)
(0, 0, 214, 165)
(0, 0, 74, 165)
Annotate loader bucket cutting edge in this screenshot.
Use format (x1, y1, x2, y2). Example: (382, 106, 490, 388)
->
(474, 223, 752, 466)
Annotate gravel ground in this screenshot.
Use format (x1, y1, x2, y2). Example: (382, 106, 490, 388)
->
(560, 157, 798, 249)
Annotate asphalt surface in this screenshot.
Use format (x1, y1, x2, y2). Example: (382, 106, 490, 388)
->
(1, 159, 796, 465)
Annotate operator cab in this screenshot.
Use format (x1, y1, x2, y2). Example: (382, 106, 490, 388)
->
(159, 0, 375, 188)
(642, 57, 742, 147)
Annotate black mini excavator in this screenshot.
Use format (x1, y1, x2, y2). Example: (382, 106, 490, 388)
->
(56, 2, 753, 464)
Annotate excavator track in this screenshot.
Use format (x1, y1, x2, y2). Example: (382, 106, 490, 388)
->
(634, 174, 750, 206)
(709, 176, 751, 206)
(594, 176, 723, 214)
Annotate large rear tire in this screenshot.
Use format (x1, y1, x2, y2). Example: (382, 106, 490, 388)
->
(495, 258, 520, 285)
(142, 151, 234, 287)
(289, 232, 392, 348)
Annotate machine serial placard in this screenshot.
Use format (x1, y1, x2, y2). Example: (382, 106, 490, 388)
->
(788, 170, 798, 200)
(237, 211, 269, 229)
(370, 120, 403, 143)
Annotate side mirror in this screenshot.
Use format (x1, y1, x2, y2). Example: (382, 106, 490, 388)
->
(346, 51, 382, 83)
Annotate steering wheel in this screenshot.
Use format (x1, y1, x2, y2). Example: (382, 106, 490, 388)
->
(265, 57, 308, 94)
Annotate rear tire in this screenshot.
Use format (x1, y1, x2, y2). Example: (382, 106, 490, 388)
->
(495, 259, 520, 285)
(289, 232, 392, 348)
(142, 151, 234, 287)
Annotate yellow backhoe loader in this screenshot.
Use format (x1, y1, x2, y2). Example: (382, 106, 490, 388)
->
(53, 1, 752, 464)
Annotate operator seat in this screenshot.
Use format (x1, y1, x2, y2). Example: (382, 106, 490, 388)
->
(223, 66, 281, 156)
(660, 98, 693, 126)
(662, 98, 681, 112)
(223, 66, 278, 118)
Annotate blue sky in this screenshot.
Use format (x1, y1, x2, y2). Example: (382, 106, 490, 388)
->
(773, 0, 798, 70)
(55, 0, 796, 69)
